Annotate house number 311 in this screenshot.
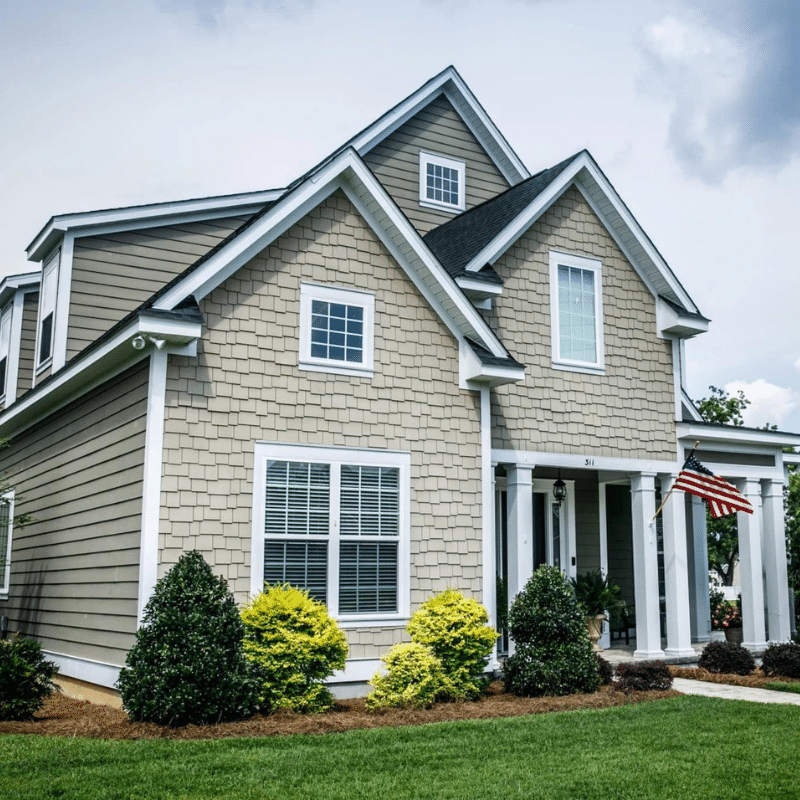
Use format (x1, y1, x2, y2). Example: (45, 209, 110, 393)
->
(584, 458, 595, 466)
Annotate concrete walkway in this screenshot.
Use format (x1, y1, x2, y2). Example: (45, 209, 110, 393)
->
(673, 677, 800, 705)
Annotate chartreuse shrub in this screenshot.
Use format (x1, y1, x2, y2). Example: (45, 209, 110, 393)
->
(615, 661, 672, 692)
(761, 641, 800, 679)
(240, 584, 348, 713)
(0, 634, 58, 720)
(117, 551, 258, 726)
(503, 565, 600, 697)
(406, 589, 497, 700)
(698, 640, 755, 676)
(367, 642, 446, 710)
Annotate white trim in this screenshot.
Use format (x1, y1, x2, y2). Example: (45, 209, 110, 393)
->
(0, 304, 12, 404)
(137, 350, 168, 625)
(329, 657, 382, 684)
(4, 288, 32, 405)
(42, 650, 121, 689)
(677, 422, 800, 450)
(549, 250, 604, 372)
(251, 441, 411, 622)
(419, 151, 466, 212)
(52, 233, 74, 373)
(480, 387, 499, 669)
(299, 283, 375, 378)
(33, 248, 60, 379)
(0, 491, 14, 596)
(493, 448, 679, 476)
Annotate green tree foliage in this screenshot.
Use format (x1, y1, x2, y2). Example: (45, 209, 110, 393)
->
(786, 466, 800, 629)
(696, 386, 750, 426)
(117, 551, 258, 726)
(240, 584, 348, 714)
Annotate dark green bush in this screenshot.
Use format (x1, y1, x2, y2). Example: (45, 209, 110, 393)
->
(117, 551, 258, 726)
(503, 565, 600, 697)
(698, 641, 755, 676)
(761, 642, 800, 679)
(596, 654, 614, 686)
(615, 661, 672, 692)
(0, 635, 58, 720)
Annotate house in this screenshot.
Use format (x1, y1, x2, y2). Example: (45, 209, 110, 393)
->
(0, 67, 795, 702)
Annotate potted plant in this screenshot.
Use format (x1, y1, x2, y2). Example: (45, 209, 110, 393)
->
(719, 597, 743, 645)
(569, 571, 626, 651)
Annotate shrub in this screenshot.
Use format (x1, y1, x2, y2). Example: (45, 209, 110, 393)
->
(406, 589, 496, 700)
(503, 565, 600, 697)
(367, 643, 446, 710)
(761, 642, 800, 679)
(0, 635, 59, 720)
(117, 551, 258, 726)
(596, 654, 614, 686)
(241, 584, 348, 713)
(698, 641, 755, 676)
(615, 661, 672, 692)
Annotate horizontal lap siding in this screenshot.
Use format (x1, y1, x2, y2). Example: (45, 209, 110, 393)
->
(0, 361, 148, 666)
(363, 95, 511, 234)
(16, 292, 39, 399)
(67, 216, 253, 360)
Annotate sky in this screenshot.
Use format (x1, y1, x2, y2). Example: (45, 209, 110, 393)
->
(1, 0, 798, 431)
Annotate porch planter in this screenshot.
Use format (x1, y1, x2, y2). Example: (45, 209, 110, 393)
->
(586, 614, 604, 651)
(710, 630, 726, 642)
(724, 627, 743, 645)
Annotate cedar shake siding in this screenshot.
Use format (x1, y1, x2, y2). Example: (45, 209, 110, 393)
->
(158, 191, 484, 660)
(0, 361, 148, 666)
(17, 292, 39, 399)
(486, 186, 676, 460)
(67, 216, 254, 361)
(363, 95, 511, 235)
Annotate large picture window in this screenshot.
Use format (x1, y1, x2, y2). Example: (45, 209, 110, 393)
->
(252, 443, 410, 622)
(549, 251, 604, 373)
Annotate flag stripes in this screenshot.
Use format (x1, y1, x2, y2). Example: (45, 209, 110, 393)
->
(672, 454, 754, 519)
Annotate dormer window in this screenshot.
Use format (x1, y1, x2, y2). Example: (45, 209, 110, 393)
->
(37, 251, 60, 368)
(0, 306, 11, 399)
(419, 152, 465, 212)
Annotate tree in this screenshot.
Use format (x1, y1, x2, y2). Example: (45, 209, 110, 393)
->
(786, 465, 800, 630)
(696, 386, 750, 426)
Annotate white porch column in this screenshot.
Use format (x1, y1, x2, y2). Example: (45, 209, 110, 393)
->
(688, 495, 711, 642)
(506, 466, 534, 604)
(738, 479, 768, 649)
(660, 474, 695, 657)
(631, 473, 665, 659)
(761, 479, 791, 642)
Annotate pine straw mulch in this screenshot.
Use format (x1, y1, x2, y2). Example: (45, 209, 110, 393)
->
(0, 682, 681, 741)
(669, 665, 800, 689)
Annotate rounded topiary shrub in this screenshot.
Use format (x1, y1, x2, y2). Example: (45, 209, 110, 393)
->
(698, 641, 755, 676)
(117, 551, 258, 726)
(406, 589, 497, 700)
(367, 642, 445, 710)
(0, 635, 59, 721)
(240, 584, 348, 714)
(503, 565, 600, 697)
(761, 642, 800, 679)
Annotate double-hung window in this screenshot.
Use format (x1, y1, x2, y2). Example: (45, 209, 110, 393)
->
(299, 284, 375, 378)
(252, 443, 410, 622)
(419, 152, 465, 212)
(0, 492, 14, 596)
(549, 251, 604, 373)
(37, 251, 60, 368)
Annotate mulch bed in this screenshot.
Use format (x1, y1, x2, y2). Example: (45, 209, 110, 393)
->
(670, 665, 800, 689)
(0, 682, 680, 740)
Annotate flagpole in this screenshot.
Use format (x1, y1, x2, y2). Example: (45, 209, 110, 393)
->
(651, 440, 700, 522)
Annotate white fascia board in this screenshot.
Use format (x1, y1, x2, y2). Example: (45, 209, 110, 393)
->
(492, 448, 679, 476)
(677, 422, 800, 450)
(26, 191, 281, 262)
(656, 297, 709, 338)
(456, 275, 503, 298)
(460, 344, 524, 388)
(0, 272, 40, 307)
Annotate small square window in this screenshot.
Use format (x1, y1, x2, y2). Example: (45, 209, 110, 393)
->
(300, 284, 375, 377)
(419, 152, 465, 212)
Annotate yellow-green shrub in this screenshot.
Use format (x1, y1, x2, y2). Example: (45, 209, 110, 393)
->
(240, 584, 348, 714)
(406, 589, 496, 699)
(366, 642, 445, 710)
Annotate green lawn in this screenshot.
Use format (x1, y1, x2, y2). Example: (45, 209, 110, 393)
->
(1, 696, 798, 800)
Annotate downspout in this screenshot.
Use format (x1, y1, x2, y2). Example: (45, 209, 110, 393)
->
(481, 385, 498, 668)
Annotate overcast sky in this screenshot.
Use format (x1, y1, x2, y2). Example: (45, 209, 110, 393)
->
(1, 0, 798, 431)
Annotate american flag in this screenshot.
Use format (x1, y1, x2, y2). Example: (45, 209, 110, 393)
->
(672, 454, 754, 519)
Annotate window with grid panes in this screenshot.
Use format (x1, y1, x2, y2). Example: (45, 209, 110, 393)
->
(419, 152, 465, 212)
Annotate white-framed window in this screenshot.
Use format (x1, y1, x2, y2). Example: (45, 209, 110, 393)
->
(251, 443, 410, 624)
(419, 151, 465, 212)
(37, 250, 60, 369)
(549, 251, 604, 373)
(299, 283, 375, 378)
(0, 305, 11, 401)
(0, 492, 14, 596)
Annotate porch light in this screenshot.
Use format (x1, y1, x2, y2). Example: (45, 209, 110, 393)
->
(553, 472, 567, 506)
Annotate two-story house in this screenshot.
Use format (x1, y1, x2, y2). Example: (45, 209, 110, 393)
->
(0, 67, 794, 703)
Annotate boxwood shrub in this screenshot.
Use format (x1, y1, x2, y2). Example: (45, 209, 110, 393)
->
(0, 635, 58, 720)
(761, 641, 800, 679)
(698, 641, 755, 676)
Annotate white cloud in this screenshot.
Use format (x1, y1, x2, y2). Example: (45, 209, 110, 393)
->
(724, 379, 798, 428)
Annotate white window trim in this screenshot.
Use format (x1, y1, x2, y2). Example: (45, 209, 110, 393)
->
(549, 250, 605, 374)
(0, 304, 12, 403)
(0, 491, 14, 598)
(299, 283, 375, 378)
(251, 442, 411, 625)
(419, 151, 466, 213)
(35, 249, 60, 374)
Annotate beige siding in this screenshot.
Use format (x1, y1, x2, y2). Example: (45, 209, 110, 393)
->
(487, 186, 676, 460)
(0, 361, 148, 666)
(159, 190, 483, 660)
(67, 216, 254, 360)
(363, 94, 511, 235)
(16, 292, 39, 399)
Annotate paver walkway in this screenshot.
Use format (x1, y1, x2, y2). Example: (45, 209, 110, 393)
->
(673, 677, 800, 705)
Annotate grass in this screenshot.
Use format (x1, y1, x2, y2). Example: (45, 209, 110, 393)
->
(1, 696, 798, 800)
(765, 680, 800, 694)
